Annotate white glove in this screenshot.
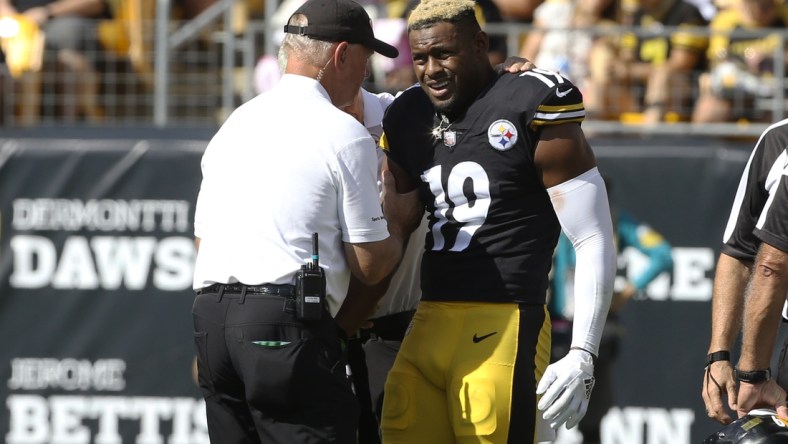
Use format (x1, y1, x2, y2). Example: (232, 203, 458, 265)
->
(536, 348, 595, 430)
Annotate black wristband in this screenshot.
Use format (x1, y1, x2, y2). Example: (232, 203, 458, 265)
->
(735, 368, 771, 384)
(705, 350, 730, 367)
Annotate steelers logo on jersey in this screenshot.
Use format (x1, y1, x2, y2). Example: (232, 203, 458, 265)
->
(487, 119, 518, 151)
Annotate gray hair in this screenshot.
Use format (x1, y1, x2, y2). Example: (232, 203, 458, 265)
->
(279, 14, 335, 68)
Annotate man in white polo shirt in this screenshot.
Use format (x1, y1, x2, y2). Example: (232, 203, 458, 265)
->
(190, 0, 422, 441)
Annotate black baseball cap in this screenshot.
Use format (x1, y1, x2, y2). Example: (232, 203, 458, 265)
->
(283, 0, 399, 58)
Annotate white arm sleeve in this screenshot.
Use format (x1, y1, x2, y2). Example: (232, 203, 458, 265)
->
(547, 167, 616, 355)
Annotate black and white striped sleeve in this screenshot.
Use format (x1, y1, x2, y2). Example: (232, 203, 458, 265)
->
(721, 123, 788, 260)
(755, 172, 788, 253)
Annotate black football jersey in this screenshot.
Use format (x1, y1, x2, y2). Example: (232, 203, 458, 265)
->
(382, 69, 585, 304)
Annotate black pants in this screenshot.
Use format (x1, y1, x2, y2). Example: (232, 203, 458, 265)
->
(346, 337, 380, 444)
(192, 287, 359, 443)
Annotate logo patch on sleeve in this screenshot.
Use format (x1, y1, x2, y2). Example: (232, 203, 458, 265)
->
(488, 119, 518, 151)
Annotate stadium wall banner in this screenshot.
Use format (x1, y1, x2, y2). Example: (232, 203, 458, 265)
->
(0, 138, 209, 444)
(0, 135, 760, 443)
(592, 140, 754, 444)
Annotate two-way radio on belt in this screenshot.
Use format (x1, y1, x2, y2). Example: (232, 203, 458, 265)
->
(295, 232, 326, 321)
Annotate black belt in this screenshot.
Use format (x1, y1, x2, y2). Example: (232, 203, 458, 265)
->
(366, 309, 416, 342)
(197, 283, 295, 297)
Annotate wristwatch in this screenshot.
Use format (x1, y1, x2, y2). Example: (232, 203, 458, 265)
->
(735, 368, 771, 384)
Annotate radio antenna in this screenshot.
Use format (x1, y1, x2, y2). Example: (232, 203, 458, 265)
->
(311, 233, 319, 269)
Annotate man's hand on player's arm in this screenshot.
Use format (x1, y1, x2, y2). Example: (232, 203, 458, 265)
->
(498, 56, 537, 74)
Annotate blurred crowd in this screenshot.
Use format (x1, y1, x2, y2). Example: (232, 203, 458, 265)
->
(1, 0, 787, 126)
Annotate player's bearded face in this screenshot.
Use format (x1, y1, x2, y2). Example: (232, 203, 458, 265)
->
(409, 23, 474, 117)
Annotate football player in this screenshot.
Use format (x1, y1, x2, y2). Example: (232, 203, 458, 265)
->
(379, 0, 617, 441)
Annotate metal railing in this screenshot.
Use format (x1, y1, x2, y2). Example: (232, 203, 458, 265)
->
(1, 7, 786, 138)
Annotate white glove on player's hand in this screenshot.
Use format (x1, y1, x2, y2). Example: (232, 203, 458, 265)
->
(536, 348, 596, 430)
